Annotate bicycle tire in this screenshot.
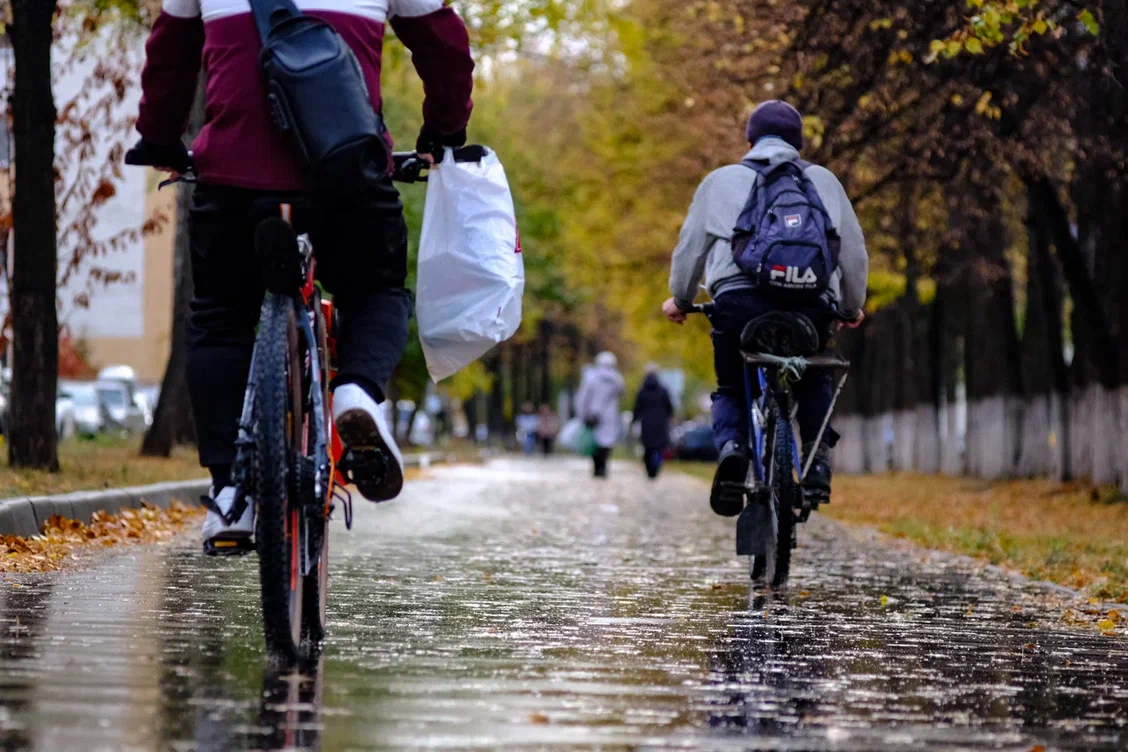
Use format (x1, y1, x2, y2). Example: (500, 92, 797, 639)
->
(770, 400, 796, 586)
(255, 294, 304, 661)
(751, 399, 795, 586)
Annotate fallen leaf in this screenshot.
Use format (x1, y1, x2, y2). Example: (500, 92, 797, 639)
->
(530, 713, 550, 724)
(1098, 618, 1116, 633)
(880, 594, 889, 607)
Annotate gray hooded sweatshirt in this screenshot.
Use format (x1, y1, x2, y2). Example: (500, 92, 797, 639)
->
(669, 140, 868, 318)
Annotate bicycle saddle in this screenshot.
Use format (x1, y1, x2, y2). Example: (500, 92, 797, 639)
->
(740, 311, 821, 357)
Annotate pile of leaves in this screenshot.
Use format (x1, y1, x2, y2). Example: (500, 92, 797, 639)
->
(0, 501, 203, 574)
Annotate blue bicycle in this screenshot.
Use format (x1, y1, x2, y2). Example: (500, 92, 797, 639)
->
(691, 303, 850, 586)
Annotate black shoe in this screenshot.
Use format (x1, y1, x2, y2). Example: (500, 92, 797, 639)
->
(802, 442, 832, 502)
(710, 441, 747, 517)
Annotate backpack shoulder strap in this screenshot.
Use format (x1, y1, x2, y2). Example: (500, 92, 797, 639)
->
(793, 160, 837, 226)
(247, 0, 304, 42)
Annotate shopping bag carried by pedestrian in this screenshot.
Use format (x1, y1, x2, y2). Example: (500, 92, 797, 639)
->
(577, 426, 597, 458)
(416, 146, 524, 382)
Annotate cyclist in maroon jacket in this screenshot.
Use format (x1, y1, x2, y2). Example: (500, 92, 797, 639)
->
(134, 0, 475, 548)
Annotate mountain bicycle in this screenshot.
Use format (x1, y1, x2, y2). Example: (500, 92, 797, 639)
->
(125, 143, 431, 660)
(689, 303, 850, 586)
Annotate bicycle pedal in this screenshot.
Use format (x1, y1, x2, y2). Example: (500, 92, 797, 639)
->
(338, 447, 388, 484)
(203, 537, 255, 557)
(803, 489, 830, 505)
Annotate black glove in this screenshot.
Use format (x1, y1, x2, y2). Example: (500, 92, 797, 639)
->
(415, 127, 467, 164)
(123, 138, 192, 174)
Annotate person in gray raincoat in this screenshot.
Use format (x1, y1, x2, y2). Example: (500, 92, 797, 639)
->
(575, 352, 625, 478)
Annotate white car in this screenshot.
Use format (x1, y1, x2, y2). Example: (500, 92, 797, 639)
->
(97, 365, 153, 427)
(63, 383, 107, 437)
(96, 381, 148, 435)
(55, 389, 77, 441)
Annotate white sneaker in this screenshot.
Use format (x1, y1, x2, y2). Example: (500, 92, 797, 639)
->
(332, 384, 404, 502)
(202, 486, 255, 553)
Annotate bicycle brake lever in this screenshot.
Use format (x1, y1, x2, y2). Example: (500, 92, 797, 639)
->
(158, 175, 197, 190)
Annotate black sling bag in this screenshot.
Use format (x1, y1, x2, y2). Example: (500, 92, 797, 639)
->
(248, 0, 390, 193)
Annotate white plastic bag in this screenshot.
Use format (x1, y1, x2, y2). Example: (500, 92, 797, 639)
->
(416, 147, 524, 382)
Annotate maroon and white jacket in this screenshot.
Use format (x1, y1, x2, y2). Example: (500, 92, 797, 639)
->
(137, 0, 474, 190)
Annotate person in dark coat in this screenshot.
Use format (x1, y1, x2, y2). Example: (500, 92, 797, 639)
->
(632, 366, 674, 479)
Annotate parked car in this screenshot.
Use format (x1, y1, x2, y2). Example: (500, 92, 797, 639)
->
(96, 380, 148, 435)
(0, 371, 78, 440)
(97, 365, 153, 427)
(63, 382, 108, 437)
(675, 423, 719, 462)
(138, 384, 161, 419)
(56, 388, 77, 440)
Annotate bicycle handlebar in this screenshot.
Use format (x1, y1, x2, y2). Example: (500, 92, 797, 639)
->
(685, 300, 856, 323)
(125, 140, 489, 187)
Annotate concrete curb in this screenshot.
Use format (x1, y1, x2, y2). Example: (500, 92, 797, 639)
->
(0, 478, 212, 538)
(0, 451, 453, 538)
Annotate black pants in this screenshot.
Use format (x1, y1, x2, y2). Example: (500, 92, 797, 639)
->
(711, 290, 839, 452)
(592, 447, 611, 478)
(188, 182, 412, 475)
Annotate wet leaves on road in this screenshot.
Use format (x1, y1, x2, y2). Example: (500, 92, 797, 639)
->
(0, 501, 202, 573)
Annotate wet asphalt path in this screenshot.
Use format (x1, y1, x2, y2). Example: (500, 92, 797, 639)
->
(0, 458, 1126, 751)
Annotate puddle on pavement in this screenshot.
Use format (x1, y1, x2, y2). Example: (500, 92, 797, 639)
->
(0, 459, 1124, 750)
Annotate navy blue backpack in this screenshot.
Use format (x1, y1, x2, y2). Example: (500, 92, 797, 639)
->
(731, 159, 841, 299)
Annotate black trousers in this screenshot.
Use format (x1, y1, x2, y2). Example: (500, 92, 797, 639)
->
(592, 447, 611, 478)
(188, 182, 412, 473)
(710, 289, 839, 452)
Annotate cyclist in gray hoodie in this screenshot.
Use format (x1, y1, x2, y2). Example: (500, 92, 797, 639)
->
(661, 100, 868, 515)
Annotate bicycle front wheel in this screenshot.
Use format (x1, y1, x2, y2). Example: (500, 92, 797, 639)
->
(255, 294, 304, 661)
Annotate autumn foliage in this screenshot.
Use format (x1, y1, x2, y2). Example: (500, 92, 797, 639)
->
(57, 334, 96, 378)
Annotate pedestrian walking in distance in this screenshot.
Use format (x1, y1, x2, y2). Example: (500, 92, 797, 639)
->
(536, 403, 559, 455)
(516, 402, 540, 456)
(632, 365, 674, 479)
(575, 352, 624, 478)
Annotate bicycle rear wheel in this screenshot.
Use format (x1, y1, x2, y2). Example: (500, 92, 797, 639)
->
(752, 399, 795, 587)
(255, 294, 304, 661)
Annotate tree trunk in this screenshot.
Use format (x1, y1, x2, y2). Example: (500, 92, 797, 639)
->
(538, 319, 552, 406)
(486, 349, 504, 443)
(1025, 175, 1117, 388)
(8, 0, 60, 471)
(141, 75, 206, 457)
